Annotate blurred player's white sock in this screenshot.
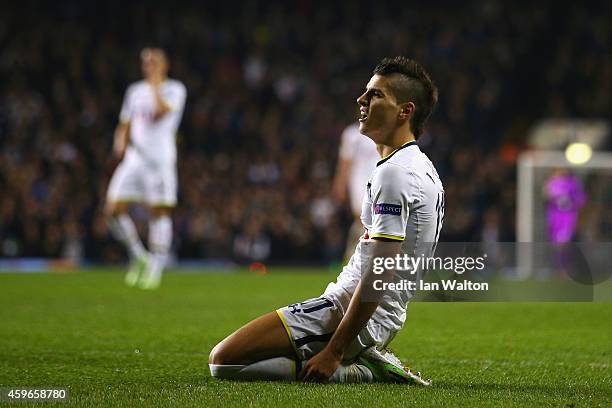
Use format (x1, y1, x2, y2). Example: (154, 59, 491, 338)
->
(149, 215, 172, 261)
(142, 215, 172, 288)
(108, 214, 146, 260)
(329, 363, 373, 383)
(209, 357, 297, 381)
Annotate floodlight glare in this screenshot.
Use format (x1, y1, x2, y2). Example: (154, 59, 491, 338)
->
(565, 142, 592, 165)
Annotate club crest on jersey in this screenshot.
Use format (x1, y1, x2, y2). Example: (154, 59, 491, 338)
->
(374, 203, 402, 215)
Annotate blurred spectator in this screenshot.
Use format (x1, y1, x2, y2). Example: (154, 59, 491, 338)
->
(233, 218, 271, 263)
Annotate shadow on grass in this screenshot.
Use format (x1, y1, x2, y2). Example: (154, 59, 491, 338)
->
(433, 380, 611, 398)
(201, 377, 611, 396)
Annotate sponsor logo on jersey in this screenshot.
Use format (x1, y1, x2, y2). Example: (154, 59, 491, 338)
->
(374, 203, 402, 215)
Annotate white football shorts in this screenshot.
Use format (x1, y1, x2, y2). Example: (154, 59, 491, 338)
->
(107, 153, 177, 207)
(276, 296, 397, 362)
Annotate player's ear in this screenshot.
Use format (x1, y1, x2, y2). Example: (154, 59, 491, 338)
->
(398, 102, 415, 121)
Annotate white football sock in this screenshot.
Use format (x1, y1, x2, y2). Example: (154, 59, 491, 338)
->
(329, 363, 373, 383)
(148, 215, 172, 268)
(209, 359, 373, 383)
(108, 214, 146, 259)
(209, 357, 297, 381)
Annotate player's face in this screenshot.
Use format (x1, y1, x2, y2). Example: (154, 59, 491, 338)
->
(357, 75, 402, 143)
(141, 50, 168, 79)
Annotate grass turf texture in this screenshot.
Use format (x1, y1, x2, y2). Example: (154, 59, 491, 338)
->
(0, 269, 610, 407)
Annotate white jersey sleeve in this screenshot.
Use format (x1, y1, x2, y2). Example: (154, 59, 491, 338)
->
(162, 82, 187, 113)
(369, 163, 419, 241)
(338, 123, 380, 216)
(339, 125, 358, 160)
(119, 86, 134, 123)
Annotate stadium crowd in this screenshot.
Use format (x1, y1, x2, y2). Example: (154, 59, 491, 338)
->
(1, 1, 610, 264)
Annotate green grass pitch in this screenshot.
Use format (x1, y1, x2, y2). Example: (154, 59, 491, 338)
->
(0, 269, 610, 407)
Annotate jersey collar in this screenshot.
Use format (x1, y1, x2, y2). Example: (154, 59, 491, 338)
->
(376, 140, 417, 167)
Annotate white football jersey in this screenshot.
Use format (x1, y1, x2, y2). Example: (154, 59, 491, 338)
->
(325, 140, 445, 332)
(338, 123, 380, 216)
(119, 79, 186, 164)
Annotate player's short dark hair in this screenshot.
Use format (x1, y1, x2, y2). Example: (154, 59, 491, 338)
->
(141, 47, 168, 62)
(373, 56, 438, 139)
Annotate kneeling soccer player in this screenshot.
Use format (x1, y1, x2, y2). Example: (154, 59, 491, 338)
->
(209, 56, 444, 383)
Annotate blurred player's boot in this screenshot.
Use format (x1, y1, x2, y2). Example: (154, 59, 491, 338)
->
(125, 254, 148, 287)
(138, 254, 163, 290)
(358, 347, 431, 385)
(140, 215, 172, 290)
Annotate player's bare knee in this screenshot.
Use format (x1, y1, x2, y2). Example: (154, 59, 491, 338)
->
(208, 342, 226, 365)
(150, 206, 171, 219)
(209, 340, 240, 365)
(104, 202, 116, 218)
(105, 202, 128, 218)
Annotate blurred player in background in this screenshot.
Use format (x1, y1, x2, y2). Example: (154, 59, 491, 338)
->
(105, 48, 186, 289)
(333, 122, 379, 261)
(209, 56, 443, 384)
(544, 168, 587, 276)
(545, 169, 587, 243)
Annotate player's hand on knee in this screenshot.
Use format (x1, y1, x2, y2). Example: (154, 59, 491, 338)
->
(299, 348, 342, 383)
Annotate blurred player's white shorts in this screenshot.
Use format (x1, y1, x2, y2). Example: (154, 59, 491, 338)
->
(276, 296, 396, 362)
(107, 153, 177, 207)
